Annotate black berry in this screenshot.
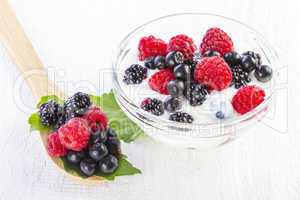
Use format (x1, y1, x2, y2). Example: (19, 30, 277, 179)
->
(144, 57, 156, 69)
(231, 65, 251, 89)
(89, 142, 108, 161)
(165, 51, 184, 68)
(164, 96, 182, 112)
(169, 112, 194, 123)
(80, 158, 97, 177)
(64, 92, 91, 118)
(167, 80, 185, 97)
(67, 150, 86, 165)
(39, 100, 63, 127)
(141, 98, 164, 116)
(173, 64, 192, 81)
(184, 82, 208, 106)
(203, 50, 220, 57)
(123, 64, 147, 84)
(154, 56, 166, 69)
(99, 155, 119, 174)
(254, 65, 273, 82)
(223, 51, 241, 67)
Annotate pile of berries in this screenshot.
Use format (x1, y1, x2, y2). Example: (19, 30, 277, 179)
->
(122, 27, 273, 122)
(39, 92, 121, 177)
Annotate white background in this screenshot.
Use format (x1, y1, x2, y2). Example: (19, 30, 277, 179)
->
(0, 0, 300, 199)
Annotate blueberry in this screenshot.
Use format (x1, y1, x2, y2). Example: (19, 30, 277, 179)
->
(80, 158, 97, 177)
(166, 51, 184, 68)
(144, 56, 156, 69)
(241, 55, 257, 72)
(89, 142, 108, 161)
(173, 64, 191, 80)
(223, 51, 241, 67)
(167, 80, 185, 97)
(203, 50, 220, 57)
(67, 150, 86, 165)
(105, 137, 121, 157)
(154, 56, 166, 69)
(254, 65, 273, 82)
(99, 155, 119, 174)
(164, 96, 182, 112)
(215, 111, 225, 119)
(90, 129, 107, 144)
(242, 51, 262, 66)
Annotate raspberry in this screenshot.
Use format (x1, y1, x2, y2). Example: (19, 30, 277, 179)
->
(82, 106, 108, 131)
(141, 98, 164, 116)
(200, 27, 234, 56)
(58, 118, 90, 151)
(47, 132, 67, 157)
(148, 69, 176, 95)
(194, 56, 232, 91)
(138, 35, 167, 61)
(167, 34, 196, 61)
(231, 85, 265, 114)
(123, 64, 147, 84)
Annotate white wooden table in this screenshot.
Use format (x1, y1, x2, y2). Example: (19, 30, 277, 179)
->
(0, 0, 299, 199)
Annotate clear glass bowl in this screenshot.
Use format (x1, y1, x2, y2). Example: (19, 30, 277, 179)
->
(112, 13, 280, 149)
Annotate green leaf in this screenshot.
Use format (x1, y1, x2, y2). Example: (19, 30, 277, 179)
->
(60, 155, 141, 180)
(90, 91, 144, 143)
(36, 95, 63, 108)
(28, 113, 51, 132)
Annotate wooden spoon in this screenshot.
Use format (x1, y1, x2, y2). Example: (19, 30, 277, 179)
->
(0, 0, 102, 181)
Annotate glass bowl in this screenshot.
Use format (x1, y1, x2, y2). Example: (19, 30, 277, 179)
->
(112, 13, 280, 149)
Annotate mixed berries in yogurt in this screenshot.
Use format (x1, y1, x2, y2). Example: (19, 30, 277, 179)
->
(40, 92, 121, 177)
(122, 27, 273, 123)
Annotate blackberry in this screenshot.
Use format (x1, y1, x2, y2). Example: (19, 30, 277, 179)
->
(54, 114, 67, 130)
(39, 100, 62, 127)
(123, 64, 147, 84)
(140, 98, 164, 116)
(169, 112, 194, 123)
(64, 92, 91, 118)
(231, 65, 251, 89)
(184, 82, 208, 106)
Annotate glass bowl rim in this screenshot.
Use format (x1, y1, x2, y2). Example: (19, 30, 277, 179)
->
(112, 12, 279, 132)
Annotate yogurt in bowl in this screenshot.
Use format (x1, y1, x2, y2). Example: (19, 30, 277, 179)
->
(112, 13, 279, 149)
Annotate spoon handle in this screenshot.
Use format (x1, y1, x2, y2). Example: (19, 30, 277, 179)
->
(0, 0, 63, 99)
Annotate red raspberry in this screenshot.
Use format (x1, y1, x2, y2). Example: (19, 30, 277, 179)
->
(58, 118, 90, 151)
(47, 132, 67, 157)
(82, 105, 108, 131)
(232, 85, 265, 115)
(167, 34, 196, 60)
(148, 69, 176, 95)
(194, 56, 232, 91)
(138, 35, 167, 61)
(200, 27, 234, 56)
